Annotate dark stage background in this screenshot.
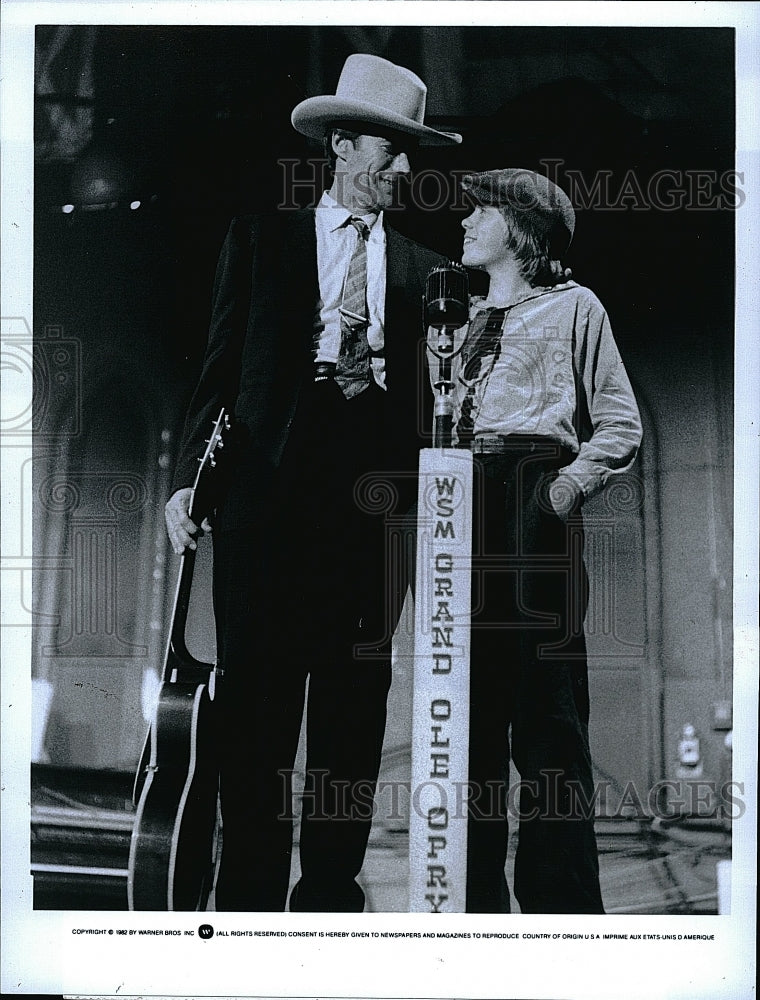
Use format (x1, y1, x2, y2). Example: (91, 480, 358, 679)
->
(30, 25, 734, 911)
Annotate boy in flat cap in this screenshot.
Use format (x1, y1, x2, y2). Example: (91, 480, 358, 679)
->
(429, 168, 642, 912)
(165, 55, 460, 912)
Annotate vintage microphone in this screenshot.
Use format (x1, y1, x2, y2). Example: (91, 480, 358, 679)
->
(424, 262, 469, 448)
(410, 262, 472, 913)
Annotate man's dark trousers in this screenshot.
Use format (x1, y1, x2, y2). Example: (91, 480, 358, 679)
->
(212, 376, 407, 912)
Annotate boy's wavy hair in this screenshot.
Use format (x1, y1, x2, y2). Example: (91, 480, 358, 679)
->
(498, 203, 571, 287)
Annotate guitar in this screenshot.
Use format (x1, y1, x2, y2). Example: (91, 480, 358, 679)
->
(128, 408, 229, 911)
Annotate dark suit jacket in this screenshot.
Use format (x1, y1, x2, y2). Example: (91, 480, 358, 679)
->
(172, 209, 443, 521)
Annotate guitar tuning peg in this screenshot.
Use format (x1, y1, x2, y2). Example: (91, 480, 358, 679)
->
(209, 456, 217, 467)
(216, 438, 224, 449)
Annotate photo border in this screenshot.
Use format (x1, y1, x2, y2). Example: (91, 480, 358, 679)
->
(2, 3, 757, 998)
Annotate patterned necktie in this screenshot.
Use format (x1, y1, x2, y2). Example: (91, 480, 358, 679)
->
(336, 216, 371, 399)
(456, 307, 508, 445)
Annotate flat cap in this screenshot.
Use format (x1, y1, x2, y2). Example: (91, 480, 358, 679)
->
(461, 168, 575, 255)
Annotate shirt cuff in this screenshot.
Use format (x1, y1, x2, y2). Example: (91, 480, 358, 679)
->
(557, 464, 604, 501)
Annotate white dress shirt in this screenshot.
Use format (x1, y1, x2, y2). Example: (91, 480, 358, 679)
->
(314, 190, 387, 389)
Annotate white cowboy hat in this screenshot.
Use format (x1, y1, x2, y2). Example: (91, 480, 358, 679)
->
(291, 53, 461, 146)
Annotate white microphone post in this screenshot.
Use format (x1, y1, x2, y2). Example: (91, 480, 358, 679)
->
(409, 265, 472, 913)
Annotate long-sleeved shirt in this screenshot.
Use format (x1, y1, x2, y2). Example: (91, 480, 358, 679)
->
(314, 190, 387, 388)
(429, 281, 642, 499)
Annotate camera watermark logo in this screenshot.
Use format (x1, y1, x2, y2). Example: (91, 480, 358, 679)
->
(1, 318, 82, 438)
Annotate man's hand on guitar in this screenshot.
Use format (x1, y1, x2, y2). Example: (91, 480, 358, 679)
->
(165, 488, 213, 554)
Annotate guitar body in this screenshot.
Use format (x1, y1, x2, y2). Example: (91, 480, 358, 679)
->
(127, 409, 228, 911)
(131, 658, 214, 811)
(128, 676, 219, 910)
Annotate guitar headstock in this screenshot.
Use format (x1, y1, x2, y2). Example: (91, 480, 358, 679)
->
(190, 408, 231, 521)
(200, 408, 229, 470)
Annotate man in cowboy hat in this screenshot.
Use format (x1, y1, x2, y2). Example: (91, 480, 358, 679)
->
(427, 168, 641, 912)
(165, 54, 460, 912)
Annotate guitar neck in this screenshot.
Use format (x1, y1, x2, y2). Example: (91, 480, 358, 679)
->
(162, 407, 226, 683)
(164, 545, 204, 679)
(163, 484, 210, 681)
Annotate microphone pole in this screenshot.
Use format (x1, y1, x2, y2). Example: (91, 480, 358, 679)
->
(433, 330, 454, 449)
(424, 262, 469, 449)
(410, 263, 472, 914)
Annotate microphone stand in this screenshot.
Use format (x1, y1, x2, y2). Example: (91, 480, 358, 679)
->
(424, 260, 468, 449)
(432, 327, 456, 449)
(409, 271, 472, 913)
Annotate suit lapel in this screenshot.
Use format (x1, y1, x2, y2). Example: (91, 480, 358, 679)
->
(282, 208, 318, 338)
(384, 224, 415, 385)
(385, 223, 411, 304)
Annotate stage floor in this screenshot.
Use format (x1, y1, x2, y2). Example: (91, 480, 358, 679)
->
(31, 765, 729, 914)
